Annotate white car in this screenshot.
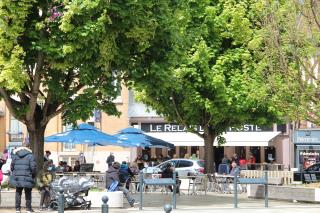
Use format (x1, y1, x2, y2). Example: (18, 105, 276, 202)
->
(143, 158, 204, 177)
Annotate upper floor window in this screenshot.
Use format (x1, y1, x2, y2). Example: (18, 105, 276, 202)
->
(62, 124, 76, 152)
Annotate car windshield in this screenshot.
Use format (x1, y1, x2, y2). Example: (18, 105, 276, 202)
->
(197, 160, 204, 167)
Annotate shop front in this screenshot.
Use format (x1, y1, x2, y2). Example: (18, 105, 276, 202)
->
(138, 123, 282, 166)
(294, 129, 320, 169)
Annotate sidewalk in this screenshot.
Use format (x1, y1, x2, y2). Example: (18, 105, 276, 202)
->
(1, 192, 320, 213)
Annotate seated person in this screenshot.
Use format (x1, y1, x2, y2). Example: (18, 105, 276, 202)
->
(119, 161, 134, 190)
(230, 161, 241, 176)
(73, 160, 80, 172)
(161, 163, 181, 194)
(106, 162, 136, 207)
(56, 161, 66, 173)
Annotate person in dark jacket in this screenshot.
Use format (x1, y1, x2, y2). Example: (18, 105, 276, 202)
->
(10, 146, 37, 213)
(106, 162, 136, 207)
(161, 163, 181, 194)
(119, 161, 134, 190)
(106, 152, 115, 168)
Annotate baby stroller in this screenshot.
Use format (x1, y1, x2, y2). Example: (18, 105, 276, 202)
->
(49, 176, 94, 210)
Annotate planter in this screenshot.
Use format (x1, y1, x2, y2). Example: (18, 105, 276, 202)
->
(248, 185, 320, 202)
(86, 191, 123, 208)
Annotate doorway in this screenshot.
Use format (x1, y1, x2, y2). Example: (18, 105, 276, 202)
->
(250, 147, 261, 163)
(214, 146, 224, 172)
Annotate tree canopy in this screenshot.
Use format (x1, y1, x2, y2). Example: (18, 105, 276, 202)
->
(131, 0, 280, 173)
(261, 0, 320, 126)
(0, 0, 174, 167)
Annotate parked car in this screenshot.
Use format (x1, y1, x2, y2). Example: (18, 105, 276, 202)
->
(143, 158, 204, 177)
(293, 163, 320, 182)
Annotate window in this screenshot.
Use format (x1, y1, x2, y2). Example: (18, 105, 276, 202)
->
(177, 160, 193, 168)
(179, 146, 188, 158)
(62, 124, 76, 151)
(10, 116, 23, 134)
(9, 116, 24, 144)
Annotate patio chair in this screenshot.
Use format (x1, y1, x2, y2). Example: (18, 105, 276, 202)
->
(187, 174, 205, 195)
(218, 164, 230, 174)
(310, 174, 318, 182)
(304, 174, 313, 183)
(206, 173, 215, 192)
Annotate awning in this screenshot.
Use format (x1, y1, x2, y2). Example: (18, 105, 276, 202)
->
(146, 131, 281, 147)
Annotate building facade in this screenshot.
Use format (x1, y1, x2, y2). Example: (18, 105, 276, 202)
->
(0, 88, 295, 171)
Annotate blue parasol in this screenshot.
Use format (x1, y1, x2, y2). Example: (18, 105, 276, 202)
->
(45, 123, 123, 146)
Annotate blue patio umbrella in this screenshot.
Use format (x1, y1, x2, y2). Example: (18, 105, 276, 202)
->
(45, 123, 123, 146)
(114, 127, 174, 149)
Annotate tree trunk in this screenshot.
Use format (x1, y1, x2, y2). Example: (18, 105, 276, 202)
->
(203, 127, 216, 174)
(28, 125, 46, 172)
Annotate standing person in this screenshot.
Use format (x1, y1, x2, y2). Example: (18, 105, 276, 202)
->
(78, 152, 86, 164)
(43, 151, 51, 162)
(106, 152, 115, 168)
(37, 162, 54, 211)
(10, 145, 37, 213)
(106, 162, 136, 207)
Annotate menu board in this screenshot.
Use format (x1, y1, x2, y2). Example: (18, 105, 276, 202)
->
(299, 150, 320, 169)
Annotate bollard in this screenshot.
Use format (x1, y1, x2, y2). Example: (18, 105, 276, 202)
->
(139, 171, 143, 210)
(173, 171, 176, 209)
(264, 170, 268, 208)
(164, 204, 172, 213)
(58, 187, 64, 213)
(233, 170, 238, 208)
(101, 195, 109, 213)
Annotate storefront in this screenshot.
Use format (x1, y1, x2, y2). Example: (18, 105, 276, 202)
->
(137, 123, 282, 166)
(294, 129, 320, 169)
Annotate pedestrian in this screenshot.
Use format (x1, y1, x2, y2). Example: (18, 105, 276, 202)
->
(43, 151, 51, 162)
(37, 162, 54, 211)
(10, 145, 37, 213)
(106, 152, 115, 168)
(78, 152, 86, 164)
(119, 161, 134, 190)
(106, 162, 137, 207)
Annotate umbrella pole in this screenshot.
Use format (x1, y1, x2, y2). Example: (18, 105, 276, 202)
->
(91, 145, 95, 163)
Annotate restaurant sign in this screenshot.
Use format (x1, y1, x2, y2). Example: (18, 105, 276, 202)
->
(141, 123, 270, 133)
(294, 130, 320, 144)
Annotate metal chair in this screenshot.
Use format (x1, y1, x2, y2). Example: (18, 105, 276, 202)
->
(187, 176, 204, 195)
(218, 164, 230, 174)
(310, 174, 318, 182)
(304, 174, 313, 183)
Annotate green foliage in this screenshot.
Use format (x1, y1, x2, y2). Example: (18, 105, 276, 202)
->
(260, 0, 320, 124)
(133, 0, 280, 138)
(0, 0, 173, 125)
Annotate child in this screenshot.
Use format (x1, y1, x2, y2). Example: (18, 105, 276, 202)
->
(37, 162, 54, 211)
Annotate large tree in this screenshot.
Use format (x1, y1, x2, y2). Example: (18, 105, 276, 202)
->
(130, 0, 280, 173)
(261, 0, 320, 126)
(0, 0, 173, 169)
